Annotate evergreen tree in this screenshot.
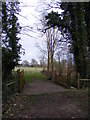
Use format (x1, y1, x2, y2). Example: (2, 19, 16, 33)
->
(2, 2, 21, 81)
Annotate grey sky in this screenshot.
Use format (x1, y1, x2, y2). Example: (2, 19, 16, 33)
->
(18, 0, 64, 64)
(18, 0, 72, 64)
(18, 0, 42, 64)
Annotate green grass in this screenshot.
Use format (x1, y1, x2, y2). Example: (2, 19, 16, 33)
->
(15, 67, 44, 83)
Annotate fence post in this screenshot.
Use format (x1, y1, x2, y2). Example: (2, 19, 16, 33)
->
(20, 70, 23, 91)
(17, 69, 21, 93)
(78, 73, 80, 89)
(14, 71, 16, 92)
(22, 69, 24, 89)
(17, 69, 25, 93)
(5, 84, 8, 100)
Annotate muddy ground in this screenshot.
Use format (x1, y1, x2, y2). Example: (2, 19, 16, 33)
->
(2, 79, 88, 119)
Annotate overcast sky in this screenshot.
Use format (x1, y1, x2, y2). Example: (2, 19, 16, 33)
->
(18, 0, 63, 64)
(18, 0, 43, 64)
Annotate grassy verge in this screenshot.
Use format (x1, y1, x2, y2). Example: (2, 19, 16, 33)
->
(61, 87, 88, 97)
(15, 67, 44, 83)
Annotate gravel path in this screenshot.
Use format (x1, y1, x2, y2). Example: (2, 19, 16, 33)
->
(3, 79, 88, 119)
(22, 79, 67, 95)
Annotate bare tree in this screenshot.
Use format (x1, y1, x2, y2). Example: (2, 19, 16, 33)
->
(56, 51, 62, 75)
(39, 55, 47, 70)
(31, 58, 38, 67)
(45, 27, 60, 78)
(67, 53, 75, 79)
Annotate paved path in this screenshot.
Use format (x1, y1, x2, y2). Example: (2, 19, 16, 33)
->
(22, 79, 67, 95)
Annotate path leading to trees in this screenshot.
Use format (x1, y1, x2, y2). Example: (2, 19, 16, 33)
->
(3, 79, 88, 118)
(22, 79, 67, 95)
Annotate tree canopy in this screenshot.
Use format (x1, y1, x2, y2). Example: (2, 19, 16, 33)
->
(2, 2, 22, 81)
(45, 2, 90, 78)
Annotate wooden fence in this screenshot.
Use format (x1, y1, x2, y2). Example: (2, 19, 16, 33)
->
(53, 72, 71, 88)
(42, 70, 89, 89)
(54, 72, 90, 89)
(77, 73, 90, 89)
(41, 70, 72, 88)
(2, 69, 25, 101)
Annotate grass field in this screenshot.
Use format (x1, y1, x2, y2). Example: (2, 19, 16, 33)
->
(15, 67, 44, 83)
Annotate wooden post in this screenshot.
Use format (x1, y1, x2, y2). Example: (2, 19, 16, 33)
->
(5, 84, 8, 100)
(22, 70, 24, 89)
(14, 72, 16, 92)
(17, 69, 21, 93)
(78, 73, 80, 89)
(20, 70, 23, 90)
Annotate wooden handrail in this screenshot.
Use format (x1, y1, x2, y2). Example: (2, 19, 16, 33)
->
(79, 79, 90, 81)
(77, 73, 89, 89)
(7, 81, 15, 86)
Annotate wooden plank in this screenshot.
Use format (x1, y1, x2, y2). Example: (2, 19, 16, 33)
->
(79, 79, 90, 81)
(7, 81, 15, 86)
